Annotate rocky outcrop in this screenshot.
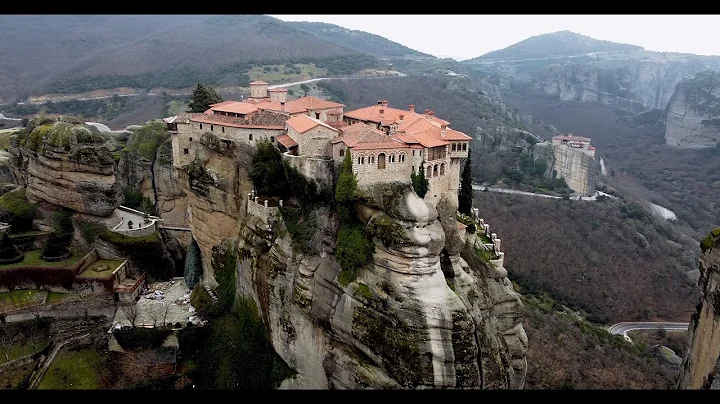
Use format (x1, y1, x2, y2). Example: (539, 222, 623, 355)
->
(11, 119, 122, 216)
(534, 55, 720, 113)
(678, 228, 720, 389)
(233, 181, 527, 389)
(533, 141, 598, 196)
(664, 72, 720, 149)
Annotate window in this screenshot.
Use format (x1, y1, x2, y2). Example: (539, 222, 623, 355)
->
(249, 134, 253, 141)
(400, 154, 405, 162)
(433, 164, 439, 177)
(452, 143, 457, 151)
(183, 148, 189, 155)
(340, 149, 345, 157)
(271, 136, 275, 142)
(412, 165, 415, 173)
(462, 143, 467, 151)
(369, 155, 375, 164)
(358, 156, 362, 165)
(362, 156, 365, 164)
(189, 137, 192, 142)
(412, 150, 415, 156)
(420, 150, 423, 156)
(426, 165, 432, 178)
(199, 123, 203, 130)
(210, 125, 214, 131)
(378, 153, 386, 169)
(222, 127, 225, 133)
(315, 112, 321, 120)
(440, 163, 446, 176)
(389, 154, 395, 163)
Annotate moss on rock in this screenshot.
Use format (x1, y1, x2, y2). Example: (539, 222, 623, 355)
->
(366, 213, 410, 248)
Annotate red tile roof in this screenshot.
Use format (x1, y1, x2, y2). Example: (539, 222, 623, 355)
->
(276, 134, 297, 148)
(190, 110, 288, 129)
(206, 101, 259, 115)
(344, 102, 450, 127)
(286, 96, 345, 111)
(255, 100, 307, 114)
(332, 123, 410, 151)
(393, 117, 471, 148)
(327, 121, 348, 129)
(286, 114, 338, 134)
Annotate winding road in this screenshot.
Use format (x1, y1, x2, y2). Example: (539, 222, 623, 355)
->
(471, 184, 616, 201)
(607, 322, 689, 343)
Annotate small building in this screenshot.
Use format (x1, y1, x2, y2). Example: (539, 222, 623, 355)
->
(285, 114, 339, 158)
(552, 133, 595, 157)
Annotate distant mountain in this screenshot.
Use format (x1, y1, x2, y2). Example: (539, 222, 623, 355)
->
(465, 31, 643, 62)
(287, 21, 435, 59)
(0, 15, 380, 102)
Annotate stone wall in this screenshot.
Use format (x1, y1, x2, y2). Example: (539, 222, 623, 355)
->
(282, 153, 335, 196)
(246, 195, 282, 229)
(287, 125, 336, 158)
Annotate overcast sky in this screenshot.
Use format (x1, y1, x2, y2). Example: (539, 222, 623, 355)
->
(271, 15, 720, 60)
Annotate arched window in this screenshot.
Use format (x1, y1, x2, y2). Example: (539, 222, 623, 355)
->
(362, 156, 365, 164)
(369, 155, 375, 164)
(378, 153, 386, 169)
(426, 165, 432, 178)
(249, 133, 253, 141)
(400, 154, 405, 162)
(462, 143, 467, 151)
(199, 123, 203, 130)
(221, 127, 225, 133)
(340, 148, 345, 157)
(358, 156, 362, 164)
(433, 164, 439, 177)
(440, 163, 446, 176)
(270, 136, 275, 142)
(452, 143, 457, 151)
(210, 125, 214, 131)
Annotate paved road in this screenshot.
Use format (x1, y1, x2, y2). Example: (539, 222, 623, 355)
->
(607, 322, 689, 343)
(472, 184, 616, 201)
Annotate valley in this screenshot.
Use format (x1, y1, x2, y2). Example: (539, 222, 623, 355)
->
(1, 15, 720, 391)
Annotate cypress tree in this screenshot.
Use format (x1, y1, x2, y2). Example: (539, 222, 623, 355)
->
(187, 83, 224, 113)
(458, 149, 474, 214)
(412, 161, 429, 198)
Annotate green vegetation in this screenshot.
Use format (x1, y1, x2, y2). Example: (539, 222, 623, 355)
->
(366, 214, 409, 248)
(356, 283, 373, 300)
(0, 188, 38, 233)
(0, 289, 45, 313)
(113, 328, 172, 351)
(187, 83, 223, 113)
(411, 161, 429, 198)
(278, 206, 318, 255)
(247, 63, 327, 83)
(189, 282, 214, 316)
(0, 337, 48, 365)
(0, 248, 83, 269)
(334, 150, 374, 275)
(186, 154, 215, 198)
(190, 296, 295, 389)
(0, 233, 22, 262)
(249, 139, 288, 196)
(122, 187, 157, 216)
(687, 71, 720, 118)
(46, 291, 67, 304)
(77, 259, 124, 278)
(210, 241, 237, 316)
(701, 227, 720, 253)
(4, 96, 135, 123)
(458, 149, 474, 214)
(38, 349, 104, 390)
(124, 120, 170, 160)
(42, 208, 74, 259)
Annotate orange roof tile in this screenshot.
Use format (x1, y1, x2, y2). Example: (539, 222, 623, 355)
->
(190, 111, 288, 130)
(332, 123, 410, 151)
(286, 114, 338, 134)
(207, 101, 259, 115)
(276, 134, 297, 148)
(327, 121, 348, 129)
(255, 100, 307, 114)
(345, 102, 450, 127)
(286, 96, 345, 111)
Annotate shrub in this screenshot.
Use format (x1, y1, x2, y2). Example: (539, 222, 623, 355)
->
(335, 223, 374, 274)
(0, 188, 38, 233)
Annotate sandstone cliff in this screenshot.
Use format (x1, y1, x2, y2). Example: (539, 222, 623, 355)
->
(231, 182, 526, 388)
(664, 71, 720, 149)
(533, 141, 599, 197)
(533, 55, 720, 113)
(678, 228, 720, 389)
(9, 117, 122, 216)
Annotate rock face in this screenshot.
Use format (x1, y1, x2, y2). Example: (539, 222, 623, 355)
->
(533, 141, 598, 196)
(231, 181, 527, 389)
(678, 229, 720, 389)
(11, 119, 122, 216)
(664, 72, 720, 149)
(534, 55, 720, 113)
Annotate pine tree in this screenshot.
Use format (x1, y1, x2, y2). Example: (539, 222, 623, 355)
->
(458, 149, 474, 214)
(187, 83, 224, 113)
(412, 161, 429, 198)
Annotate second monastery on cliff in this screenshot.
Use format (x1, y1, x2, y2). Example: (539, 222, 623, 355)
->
(169, 80, 472, 206)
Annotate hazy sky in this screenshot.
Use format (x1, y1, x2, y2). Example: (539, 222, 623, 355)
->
(271, 15, 720, 60)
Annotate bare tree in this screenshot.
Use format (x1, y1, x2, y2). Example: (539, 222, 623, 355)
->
(121, 303, 139, 327)
(0, 326, 11, 362)
(147, 302, 171, 328)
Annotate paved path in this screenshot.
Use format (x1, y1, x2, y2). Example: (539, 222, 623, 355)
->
(607, 322, 689, 343)
(472, 184, 616, 201)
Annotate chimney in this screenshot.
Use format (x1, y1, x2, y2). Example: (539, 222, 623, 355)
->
(399, 114, 404, 123)
(424, 109, 434, 119)
(409, 104, 415, 113)
(381, 100, 388, 107)
(379, 108, 385, 118)
(568, 132, 573, 137)
(377, 100, 383, 105)
(280, 101, 285, 112)
(441, 124, 447, 137)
